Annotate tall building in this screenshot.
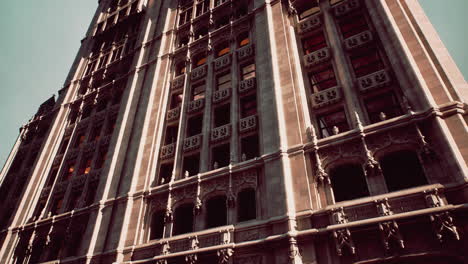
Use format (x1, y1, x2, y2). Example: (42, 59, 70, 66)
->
(0, 0, 467, 263)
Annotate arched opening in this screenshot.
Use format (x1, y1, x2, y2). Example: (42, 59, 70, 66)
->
(193, 53, 207, 67)
(330, 164, 369, 202)
(238, 32, 250, 47)
(173, 203, 194, 235)
(380, 150, 427, 192)
(150, 210, 166, 240)
(216, 42, 231, 57)
(206, 196, 227, 228)
(238, 189, 256, 222)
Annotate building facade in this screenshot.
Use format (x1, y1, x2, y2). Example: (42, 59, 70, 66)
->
(0, 0, 467, 263)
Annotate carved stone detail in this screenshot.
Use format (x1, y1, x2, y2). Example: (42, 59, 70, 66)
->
(357, 69, 391, 92)
(375, 198, 393, 216)
(217, 248, 234, 264)
(297, 13, 321, 34)
(161, 143, 176, 159)
(332, 207, 348, 224)
(161, 241, 171, 255)
(333, 228, 355, 256)
(191, 65, 207, 81)
(237, 44, 254, 61)
(238, 77, 256, 93)
(239, 115, 257, 133)
(188, 98, 205, 113)
(214, 54, 231, 71)
(211, 124, 231, 142)
(167, 106, 181, 121)
(304, 47, 331, 67)
(311, 86, 341, 109)
(344, 30, 373, 50)
(334, 0, 360, 17)
(172, 75, 185, 89)
(430, 212, 460, 243)
(184, 134, 202, 152)
(379, 221, 404, 250)
(185, 253, 198, 264)
(213, 88, 231, 104)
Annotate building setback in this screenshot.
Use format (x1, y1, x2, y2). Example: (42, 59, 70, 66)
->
(0, 0, 467, 263)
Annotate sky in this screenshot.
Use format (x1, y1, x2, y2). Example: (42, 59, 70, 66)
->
(0, 1, 467, 168)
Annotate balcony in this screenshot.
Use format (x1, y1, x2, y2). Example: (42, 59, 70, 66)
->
(311, 86, 341, 109)
(238, 77, 256, 94)
(297, 13, 322, 34)
(191, 65, 207, 81)
(187, 98, 205, 113)
(167, 106, 181, 121)
(213, 54, 231, 71)
(344, 30, 373, 50)
(333, 0, 360, 17)
(357, 69, 391, 92)
(211, 124, 231, 142)
(172, 75, 185, 90)
(212, 88, 231, 104)
(237, 44, 254, 61)
(303, 47, 331, 68)
(161, 143, 176, 159)
(183, 134, 202, 152)
(239, 115, 257, 133)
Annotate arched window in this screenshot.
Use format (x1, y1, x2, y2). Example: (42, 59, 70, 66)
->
(238, 32, 250, 47)
(216, 42, 230, 57)
(330, 164, 369, 202)
(238, 189, 256, 222)
(173, 203, 194, 235)
(380, 150, 427, 192)
(150, 210, 166, 240)
(206, 196, 227, 228)
(193, 53, 207, 67)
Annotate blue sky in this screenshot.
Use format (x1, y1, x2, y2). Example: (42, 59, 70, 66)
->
(0, 1, 466, 168)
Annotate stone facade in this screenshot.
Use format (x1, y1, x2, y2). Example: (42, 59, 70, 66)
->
(0, 0, 467, 264)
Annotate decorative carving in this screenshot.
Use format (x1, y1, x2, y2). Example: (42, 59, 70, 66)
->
(344, 30, 373, 50)
(211, 124, 231, 142)
(213, 88, 231, 104)
(424, 189, 444, 208)
(156, 259, 167, 264)
(165, 207, 173, 223)
(161, 143, 176, 159)
(188, 98, 205, 113)
(189, 236, 199, 250)
(333, 228, 356, 256)
(220, 229, 231, 244)
(186, 254, 198, 264)
(415, 124, 437, 162)
(375, 199, 393, 216)
(214, 54, 231, 71)
(232, 170, 258, 193)
(379, 221, 404, 250)
(334, 0, 360, 17)
(161, 241, 171, 255)
(239, 77, 256, 93)
(172, 75, 185, 89)
(239, 115, 257, 133)
(237, 44, 254, 61)
(304, 47, 331, 67)
(430, 212, 460, 243)
(311, 86, 341, 108)
(288, 238, 301, 263)
(172, 185, 197, 205)
(167, 106, 181, 121)
(332, 207, 348, 224)
(217, 248, 234, 264)
(297, 13, 321, 34)
(357, 69, 391, 92)
(184, 134, 202, 152)
(191, 65, 207, 81)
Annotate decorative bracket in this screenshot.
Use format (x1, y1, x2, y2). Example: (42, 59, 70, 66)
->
(430, 212, 460, 243)
(378, 221, 405, 250)
(217, 248, 234, 264)
(375, 198, 393, 216)
(333, 228, 356, 256)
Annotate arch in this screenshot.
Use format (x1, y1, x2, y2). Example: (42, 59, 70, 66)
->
(173, 203, 195, 235)
(206, 195, 227, 228)
(329, 163, 369, 202)
(237, 188, 256, 222)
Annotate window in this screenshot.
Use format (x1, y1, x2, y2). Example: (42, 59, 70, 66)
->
(214, 104, 230, 127)
(64, 162, 76, 180)
(195, 0, 209, 17)
(178, 34, 190, 48)
(194, 27, 208, 40)
(67, 191, 81, 211)
(234, 5, 248, 19)
(194, 53, 207, 67)
(241, 63, 255, 80)
(297, 2, 320, 20)
(85, 60, 97, 76)
(217, 73, 231, 90)
(338, 13, 369, 39)
(216, 42, 230, 57)
(183, 154, 200, 176)
(330, 164, 369, 202)
(97, 53, 110, 69)
(380, 150, 427, 192)
(350, 47, 384, 78)
(302, 31, 327, 54)
(171, 92, 183, 109)
(206, 196, 227, 228)
(215, 16, 229, 29)
(176, 62, 186, 76)
(85, 183, 98, 206)
(187, 115, 203, 137)
(240, 94, 257, 118)
(238, 32, 250, 47)
(173, 204, 194, 235)
(150, 210, 166, 240)
(238, 189, 256, 221)
(215, 0, 228, 7)
(159, 163, 174, 185)
(309, 66, 338, 93)
(69, 109, 79, 124)
(364, 92, 402, 123)
(241, 135, 259, 160)
(212, 144, 230, 168)
(110, 45, 123, 62)
(165, 125, 179, 144)
(178, 6, 193, 26)
(192, 82, 205, 100)
(79, 157, 92, 175)
(317, 108, 349, 138)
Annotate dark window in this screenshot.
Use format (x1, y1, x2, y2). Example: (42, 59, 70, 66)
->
(216, 42, 230, 58)
(297, 2, 320, 20)
(112, 90, 122, 105)
(159, 163, 174, 185)
(176, 62, 186, 76)
(183, 154, 200, 176)
(330, 164, 369, 202)
(309, 66, 338, 92)
(178, 34, 190, 48)
(215, 16, 229, 29)
(194, 27, 208, 40)
(338, 13, 369, 38)
(150, 210, 166, 240)
(364, 92, 402, 123)
(69, 109, 79, 124)
(206, 196, 227, 228)
(187, 115, 203, 137)
(302, 31, 327, 54)
(78, 157, 92, 175)
(241, 135, 259, 160)
(178, 6, 193, 26)
(195, 0, 209, 17)
(238, 189, 256, 221)
(67, 191, 81, 211)
(193, 53, 207, 67)
(381, 150, 427, 192)
(170, 92, 183, 109)
(216, 73, 231, 90)
(50, 197, 64, 215)
(240, 94, 257, 118)
(212, 144, 230, 168)
(241, 63, 256, 80)
(173, 204, 194, 235)
(238, 32, 250, 47)
(165, 125, 178, 144)
(317, 109, 349, 138)
(192, 82, 205, 100)
(350, 47, 384, 78)
(214, 104, 230, 127)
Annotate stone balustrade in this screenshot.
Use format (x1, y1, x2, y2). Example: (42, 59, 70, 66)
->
(161, 143, 176, 159)
(303, 47, 331, 68)
(211, 124, 231, 142)
(344, 30, 373, 50)
(212, 88, 231, 104)
(357, 69, 391, 92)
(213, 54, 231, 71)
(311, 86, 341, 109)
(239, 115, 257, 133)
(297, 13, 322, 34)
(171, 75, 185, 89)
(183, 134, 202, 152)
(237, 44, 254, 61)
(167, 106, 181, 121)
(191, 65, 207, 81)
(238, 77, 256, 93)
(333, 0, 360, 17)
(187, 98, 205, 113)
